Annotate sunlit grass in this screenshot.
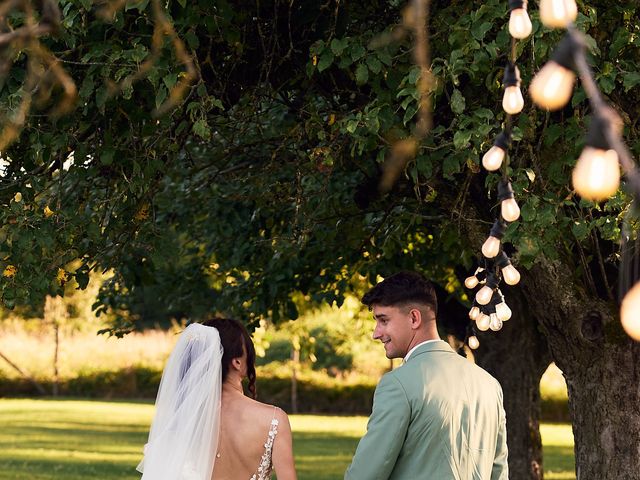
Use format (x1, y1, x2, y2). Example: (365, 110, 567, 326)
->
(541, 423, 576, 480)
(0, 399, 575, 479)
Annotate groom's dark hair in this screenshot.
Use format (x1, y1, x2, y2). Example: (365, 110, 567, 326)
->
(362, 271, 438, 316)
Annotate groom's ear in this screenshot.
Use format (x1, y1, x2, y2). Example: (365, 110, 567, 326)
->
(409, 308, 423, 329)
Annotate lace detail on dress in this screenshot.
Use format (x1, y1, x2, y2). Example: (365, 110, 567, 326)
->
(249, 408, 279, 480)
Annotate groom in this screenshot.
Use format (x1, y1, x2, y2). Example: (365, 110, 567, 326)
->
(345, 272, 509, 479)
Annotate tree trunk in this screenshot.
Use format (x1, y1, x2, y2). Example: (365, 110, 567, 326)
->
(291, 344, 299, 414)
(567, 345, 640, 479)
(473, 287, 550, 480)
(522, 261, 640, 480)
(44, 295, 66, 397)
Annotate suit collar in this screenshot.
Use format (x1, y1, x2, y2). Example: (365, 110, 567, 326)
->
(404, 340, 454, 362)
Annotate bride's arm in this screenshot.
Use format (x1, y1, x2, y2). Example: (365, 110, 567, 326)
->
(272, 409, 297, 480)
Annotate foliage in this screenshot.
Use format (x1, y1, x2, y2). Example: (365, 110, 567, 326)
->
(0, 0, 638, 331)
(258, 297, 383, 375)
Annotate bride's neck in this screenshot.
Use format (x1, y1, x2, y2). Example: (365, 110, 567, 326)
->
(222, 376, 244, 396)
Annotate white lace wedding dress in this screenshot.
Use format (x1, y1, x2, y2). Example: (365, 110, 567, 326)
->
(249, 411, 279, 480)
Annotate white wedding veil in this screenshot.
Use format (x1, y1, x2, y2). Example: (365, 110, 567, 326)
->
(137, 323, 223, 480)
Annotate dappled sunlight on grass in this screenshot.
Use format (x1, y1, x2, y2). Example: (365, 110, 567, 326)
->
(541, 423, 575, 480)
(0, 399, 575, 479)
(0, 399, 151, 480)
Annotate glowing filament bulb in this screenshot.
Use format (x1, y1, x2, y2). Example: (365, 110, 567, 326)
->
(482, 146, 506, 171)
(469, 306, 481, 320)
(572, 147, 620, 201)
(621, 282, 640, 341)
(476, 285, 494, 305)
(468, 335, 480, 350)
(476, 314, 491, 331)
(501, 198, 521, 222)
(509, 8, 532, 39)
(495, 301, 512, 321)
(539, 0, 578, 28)
(502, 86, 525, 114)
(530, 62, 576, 111)
(501, 264, 521, 285)
(465, 275, 480, 289)
(482, 236, 501, 259)
(489, 313, 503, 331)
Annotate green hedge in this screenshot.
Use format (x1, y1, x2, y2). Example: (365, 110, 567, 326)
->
(0, 367, 569, 420)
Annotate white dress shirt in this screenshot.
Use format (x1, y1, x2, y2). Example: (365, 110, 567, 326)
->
(404, 339, 442, 362)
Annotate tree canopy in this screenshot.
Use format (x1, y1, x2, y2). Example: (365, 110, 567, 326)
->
(1, 0, 638, 330)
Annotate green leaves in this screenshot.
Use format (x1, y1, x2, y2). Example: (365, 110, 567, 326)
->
(451, 89, 466, 114)
(623, 72, 640, 91)
(355, 63, 369, 84)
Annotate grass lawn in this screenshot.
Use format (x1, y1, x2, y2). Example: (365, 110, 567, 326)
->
(0, 398, 575, 479)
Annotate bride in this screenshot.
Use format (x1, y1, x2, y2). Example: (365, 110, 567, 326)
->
(137, 317, 297, 480)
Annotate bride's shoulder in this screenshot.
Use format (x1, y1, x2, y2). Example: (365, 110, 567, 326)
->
(244, 398, 289, 422)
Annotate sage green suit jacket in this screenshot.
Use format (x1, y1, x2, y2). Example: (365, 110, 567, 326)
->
(345, 340, 508, 480)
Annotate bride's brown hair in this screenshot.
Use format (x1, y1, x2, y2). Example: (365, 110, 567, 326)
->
(201, 317, 257, 398)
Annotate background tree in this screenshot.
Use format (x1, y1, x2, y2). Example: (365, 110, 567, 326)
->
(0, 0, 639, 478)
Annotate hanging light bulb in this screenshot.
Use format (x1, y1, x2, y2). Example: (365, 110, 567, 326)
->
(482, 220, 507, 259)
(469, 306, 481, 320)
(539, 0, 578, 28)
(476, 285, 494, 305)
(621, 281, 640, 341)
(489, 313, 504, 331)
(476, 313, 491, 331)
(494, 290, 513, 321)
(530, 33, 583, 110)
(498, 180, 520, 222)
(482, 131, 511, 171)
(464, 267, 486, 289)
(502, 63, 524, 114)
(572, 115, 620, 201)
(475, 274, 499, 305)
(468, 335, 480, 350)
(496, 252, 521, 286)
(464, 275, 479, 289)
(495, 301, 512, 321)
(508, 0, 533, 39)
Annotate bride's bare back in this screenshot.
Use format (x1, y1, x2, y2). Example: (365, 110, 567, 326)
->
(212, 386, 296, 480)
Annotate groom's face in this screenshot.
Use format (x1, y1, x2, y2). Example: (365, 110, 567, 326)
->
(371, 304, 414, 359)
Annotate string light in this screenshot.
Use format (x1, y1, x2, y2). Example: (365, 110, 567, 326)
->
(489, 313, 504, 331)
(572, 115, 620, 201)
(508, 0, 533, 39)
(476, 313, 491, 331)
(476, 274, 499, 305)
(502, 63, 525, 115)
(466, 324, 481, 349)
(464, 267, 486, 289)
(497, 180, 520, 222)
(468, 334, 480, 349)
(494, 290, 513, 321)
(530, 33, 582, 111)
(464, 0, 534, 345)
(621, 268, 640, 342)
(482, 131, 511, 171)
(496, 252, 521, 286)
(539, 0, 577, 29)
(482, 220, 507, 259)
